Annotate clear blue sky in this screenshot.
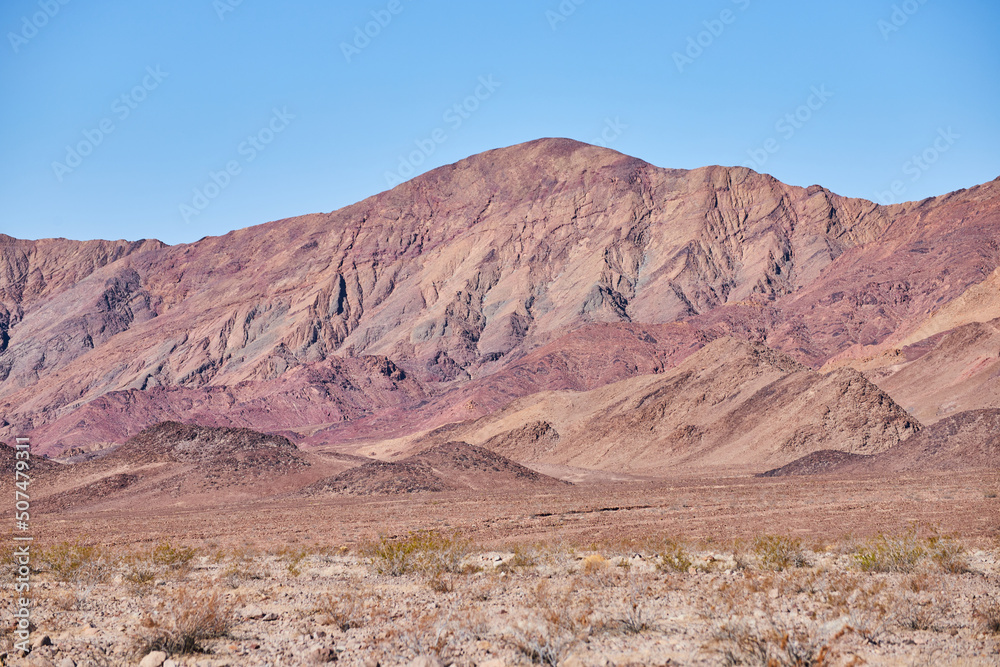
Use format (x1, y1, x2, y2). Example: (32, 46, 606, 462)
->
(1, 0, 998, 244)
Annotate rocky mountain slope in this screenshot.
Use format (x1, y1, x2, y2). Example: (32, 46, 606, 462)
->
(1, 139, 998, 467)
(393, 338, 920, 474)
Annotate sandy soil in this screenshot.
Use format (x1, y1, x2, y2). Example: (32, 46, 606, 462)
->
(2, 471, 998, 666)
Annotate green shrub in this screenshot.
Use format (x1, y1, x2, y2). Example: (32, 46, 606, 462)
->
(853, 532, 925, 573)
(657, 539, 693, 573)
(365, 530, 470, 577)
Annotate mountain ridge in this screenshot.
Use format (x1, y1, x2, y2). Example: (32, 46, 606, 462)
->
(2, 138, 998, 460)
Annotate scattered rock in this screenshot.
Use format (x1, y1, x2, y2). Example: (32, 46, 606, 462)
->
(138, 652, 167, 667)
(407, 657, 441, 667)
(306, 646, 338, 663)
(240, 604, 265, 620)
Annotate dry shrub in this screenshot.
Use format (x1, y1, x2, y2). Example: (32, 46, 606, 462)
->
(712, 617, 833, 666)
(582, 553, 608, 574)
(974, 597, 1000, 635)
(313, 582, 378, 631)
(926, 534, 969, 574)
(122, 541, 197, 592)
(509, 580, 594, 666)
(657, 539, 693, 573)
(39, 540, 113, 583)
(823, 575, 892, 646)
(508, 544, 538, 569)
(616, 573, 653, 635)
(753, 535, 807, 571)
(135, 586, 236, 654)
(273, 546, 309, 577)
(38, 540, 114, 609)
(904, 572, 940, 593)
(893, 594, 947, 631)
(212, 544, 263, 586)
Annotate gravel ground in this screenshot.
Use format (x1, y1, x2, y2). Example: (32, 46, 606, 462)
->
(3, 535, 999, 666)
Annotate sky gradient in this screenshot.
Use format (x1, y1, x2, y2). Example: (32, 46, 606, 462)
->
(2, 0, 998, 245)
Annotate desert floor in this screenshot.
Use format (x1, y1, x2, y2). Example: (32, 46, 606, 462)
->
(4, 470, 999, 666)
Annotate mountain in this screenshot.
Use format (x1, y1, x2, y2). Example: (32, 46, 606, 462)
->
(1, 139, 998, 464)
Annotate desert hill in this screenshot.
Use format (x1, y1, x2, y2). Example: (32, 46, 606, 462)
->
(1, 139, 998, 466)
(762, 408, 1000, 476)
(392, 338, 920, 474)
(306, 441, 569, 496)
(29, 422, 360, 511)
(0, 442, 61, 476)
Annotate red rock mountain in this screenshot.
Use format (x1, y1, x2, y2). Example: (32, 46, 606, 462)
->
(2, 139, 999, 468)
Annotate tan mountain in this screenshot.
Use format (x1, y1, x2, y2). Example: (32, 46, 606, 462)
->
(394, 338, 919, 475)
(1, 139, 998, 468)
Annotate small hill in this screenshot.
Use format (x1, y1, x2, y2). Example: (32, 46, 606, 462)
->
(761, 408, 1000, 476)
(32, 422, 361, 511)
(757, 450, 873, 477)
(116, 421, 307, 472)
(307, 441, 570, 496)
